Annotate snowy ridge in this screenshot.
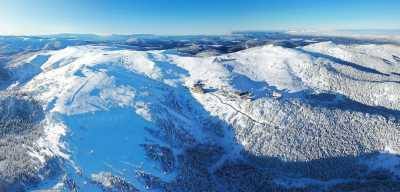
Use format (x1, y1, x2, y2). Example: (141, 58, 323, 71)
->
(2, 41, 400, 190)
(166, 43, 400, 181)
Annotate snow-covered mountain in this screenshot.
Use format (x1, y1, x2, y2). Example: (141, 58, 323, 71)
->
(0, 33, 400, 191)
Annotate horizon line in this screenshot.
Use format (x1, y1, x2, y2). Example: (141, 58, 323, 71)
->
(1, 28, 400, 38)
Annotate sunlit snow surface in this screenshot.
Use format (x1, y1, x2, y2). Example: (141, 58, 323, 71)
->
(1, 32, 400, 191)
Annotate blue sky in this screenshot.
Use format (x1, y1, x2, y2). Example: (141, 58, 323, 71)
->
(0, 0, 399, 35)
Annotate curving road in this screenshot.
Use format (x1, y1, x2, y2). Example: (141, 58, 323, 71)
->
(208, 92, 268, 126)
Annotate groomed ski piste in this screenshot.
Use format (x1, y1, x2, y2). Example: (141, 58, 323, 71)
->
(1, 32, 400, 191)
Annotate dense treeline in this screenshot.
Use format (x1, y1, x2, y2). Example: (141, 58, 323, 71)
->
(0, 93, 47, 191)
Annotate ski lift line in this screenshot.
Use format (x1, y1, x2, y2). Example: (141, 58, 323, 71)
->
(208, 92, 268, 126)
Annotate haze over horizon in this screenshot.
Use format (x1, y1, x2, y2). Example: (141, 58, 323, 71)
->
(0, 0, 399, 35)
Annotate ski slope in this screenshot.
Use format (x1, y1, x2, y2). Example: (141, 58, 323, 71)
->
(1, 39, 400, 191)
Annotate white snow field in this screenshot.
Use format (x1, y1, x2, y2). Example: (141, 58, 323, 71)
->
(1, 39, 400, 191)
